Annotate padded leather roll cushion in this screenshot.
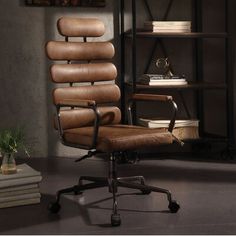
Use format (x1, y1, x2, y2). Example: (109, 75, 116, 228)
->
(57, 17, 105, 37)
(54, 106, 121, 130)
(63, 125, 173, 152)
(46, 41, 115, 61)
(53, 84, 121, 105)
(50, 63, 117, 83)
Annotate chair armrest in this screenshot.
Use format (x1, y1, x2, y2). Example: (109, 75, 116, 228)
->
(128, 93, 178, 133)
(131, 94, 173, 102)
(57, 99, 96, 108)
(55, 99, 100, 149)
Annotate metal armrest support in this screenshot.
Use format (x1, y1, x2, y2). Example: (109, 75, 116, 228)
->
(55, 99, 100, 149)
(128, 93, 178, 133)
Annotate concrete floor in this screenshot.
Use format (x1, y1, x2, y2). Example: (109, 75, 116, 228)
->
(1, 156, 236, 234)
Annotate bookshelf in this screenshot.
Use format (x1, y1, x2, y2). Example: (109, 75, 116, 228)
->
(119, 0, 234, 157)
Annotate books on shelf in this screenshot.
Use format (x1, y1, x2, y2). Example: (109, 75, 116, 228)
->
(144, 21, 191, 33)
(0, 164, 42, 208)
(139, 74, 188, 86)
(138, 119, 199, 140)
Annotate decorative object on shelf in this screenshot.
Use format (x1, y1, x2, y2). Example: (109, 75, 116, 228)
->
(144, 21, 191, 33)
(0, 164, 42, 208)
(155, 57, 174, 78)
(0, 128, 29, 175)
(25, 0, 106, 7)
(138, 119, 199, 140)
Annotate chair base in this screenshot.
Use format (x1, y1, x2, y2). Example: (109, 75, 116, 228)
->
(48, 154, 180, 226)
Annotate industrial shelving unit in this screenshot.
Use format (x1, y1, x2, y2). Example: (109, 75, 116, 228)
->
(119, 0, 234, 156)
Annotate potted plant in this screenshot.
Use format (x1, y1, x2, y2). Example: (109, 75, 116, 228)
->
(0, 128, 29, 175)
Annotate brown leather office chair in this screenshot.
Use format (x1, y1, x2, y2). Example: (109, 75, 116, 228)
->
(46, 17, 180, 226)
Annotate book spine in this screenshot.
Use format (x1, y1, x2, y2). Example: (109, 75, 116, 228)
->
(0, 192, 41, 203)
(0, 188, 39, 198)
(145, 21, 191, 26)
(0, 184, 38, 193)
(0, 176, 42, 189)
(0, 198, 40, 209)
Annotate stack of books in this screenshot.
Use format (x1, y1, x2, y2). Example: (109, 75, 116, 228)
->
(138, 119, 199, 140)
(0, 164, 42, 208)
(139, 74, 188, 86)
(144, 21, 191, 33)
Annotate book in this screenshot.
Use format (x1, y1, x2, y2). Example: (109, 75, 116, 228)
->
(144, 21, 191, 33)
(139, 78, 188, 86)
(0, 184, 38, 193)
(0, 187, 39, 198)
(152, 29, 191, 33)
(139, 119, 199, 128)
(0, 192, 41, 203)
(138, 119, 199, 140)
(0, 176, 42, 189)
(0, 197, 40, 209)
(0, 164, 42, 188)
(140, 74, 181, 80)
(144, 21, 191, 27)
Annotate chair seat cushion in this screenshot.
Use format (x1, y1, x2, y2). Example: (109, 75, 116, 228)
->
(63, 124, 173, 152)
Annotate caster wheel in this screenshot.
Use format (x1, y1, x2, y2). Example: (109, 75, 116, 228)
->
(48, 202, 61, 214)
(168, 200, 180, 213)
(111, 214, 121, 226)
(141, 189, 151, 195)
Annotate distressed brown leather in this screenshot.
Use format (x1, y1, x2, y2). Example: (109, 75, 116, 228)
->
(58, 98, 96, 107)
(63, 125, 173, 152)
(57, 17, 105, 37)
(132, 94, 173, 102)
(53, 84, 121, 105)
(50, 63, 117, 83)
(54, 106, 121, 130)
(46, 41, 115, 61)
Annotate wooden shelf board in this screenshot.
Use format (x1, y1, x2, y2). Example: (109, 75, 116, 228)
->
(126, 82, 227, 90)
(125, 30, 228, 38)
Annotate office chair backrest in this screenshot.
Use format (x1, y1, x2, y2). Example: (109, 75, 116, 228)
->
(46, 17, 121, 130)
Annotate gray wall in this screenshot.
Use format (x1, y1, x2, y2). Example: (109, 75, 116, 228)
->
(0, 0, 235, 157)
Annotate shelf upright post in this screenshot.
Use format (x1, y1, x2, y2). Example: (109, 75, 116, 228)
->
(132, 0, 137, 93)
(225, 0, 235, 148)
(131, 0, 137, 123)
(193, 0, 204, 137)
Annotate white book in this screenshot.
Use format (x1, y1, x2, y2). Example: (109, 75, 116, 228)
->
(0, 164, 41, 180)
(145, 25, 191, 30)
(0, 187, 39, 198)
(0, 192, 41, 203)
(0, 164, 42, 188)
(0, 184, 38, 193)
(149, 81, 187, 86)
(140, 80, 188, 86)
(139, 119, 199, 129)
(0, 175, 42, 189)
(152, 28, 191, 33)
(0, 197, 40, 209)
(144, 21, 191, 27)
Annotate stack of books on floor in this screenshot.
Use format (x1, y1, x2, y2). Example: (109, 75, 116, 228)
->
(139, 74, 188, 86)
(0, 164, 42, 208)
(138, 119, 199, 140)
(144, 21, 191, 33)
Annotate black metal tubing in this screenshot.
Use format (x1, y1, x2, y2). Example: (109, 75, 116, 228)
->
(193, 0, 204, 137)
(127, 97, 178, 133)
(132, 0, 137, 93)
(225, 0, 235, 147)
(56, 103, 100, 150)
(119, 0, 126, 123)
